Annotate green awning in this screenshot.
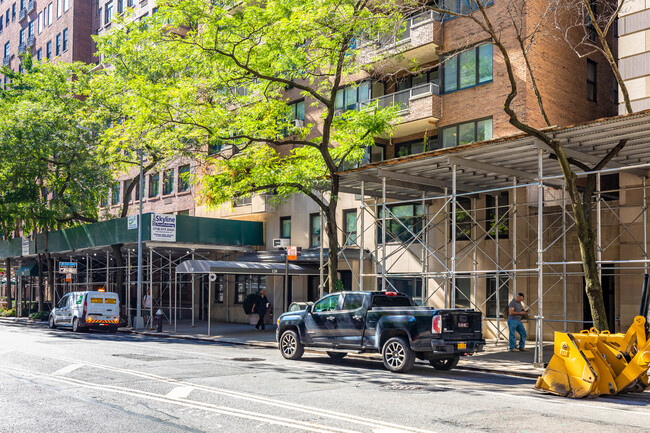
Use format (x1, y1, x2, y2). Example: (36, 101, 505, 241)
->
(15, 262, 39, 277)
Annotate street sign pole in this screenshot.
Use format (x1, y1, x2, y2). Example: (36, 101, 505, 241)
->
(133, 149, 145, 330)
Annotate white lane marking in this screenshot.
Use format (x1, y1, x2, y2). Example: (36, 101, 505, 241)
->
(165, 386, 194, 399)
(21, 351, 433, 433)
(52, 363, 83, 376)
(4, 366, 361, 433)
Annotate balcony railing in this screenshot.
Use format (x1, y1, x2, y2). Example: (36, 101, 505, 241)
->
(27, 1, 35, 13)
(3, 56, 10, 66)
(19, 9, 27, 22)
(18, 43, 26, 55)
(27, 35, 35, 46)
(364, 10, 442, 49)
(358, 82, 440, 112)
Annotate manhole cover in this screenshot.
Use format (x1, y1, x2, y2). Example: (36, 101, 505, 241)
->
(229, 357, 266, 362)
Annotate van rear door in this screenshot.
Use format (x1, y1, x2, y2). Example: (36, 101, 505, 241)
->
(86, 293, 120, 326)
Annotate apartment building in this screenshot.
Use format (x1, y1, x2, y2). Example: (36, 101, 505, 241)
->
(0, 0, 93, 82)
(618, 0, 650, 113)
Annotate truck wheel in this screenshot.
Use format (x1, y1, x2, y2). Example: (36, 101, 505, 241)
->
(48, 315, 56, 329)
(280, 329, 304, 360)
(326, 351, 347, 360)
(72, 317, 81, 333)
(382, 337, 415, 373)
(429, 356, 460, 371)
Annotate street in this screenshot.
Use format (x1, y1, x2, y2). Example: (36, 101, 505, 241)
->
(1, 323, 649, 433)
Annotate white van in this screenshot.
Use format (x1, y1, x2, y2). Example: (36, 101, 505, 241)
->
(48, 291, 120, 333)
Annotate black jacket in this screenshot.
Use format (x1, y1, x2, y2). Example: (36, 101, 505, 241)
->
(254, 295, 269, 312)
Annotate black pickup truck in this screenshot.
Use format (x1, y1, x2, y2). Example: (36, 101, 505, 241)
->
(276, 291, 485, 373)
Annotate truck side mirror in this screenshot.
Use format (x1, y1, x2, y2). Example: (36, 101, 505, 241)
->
(305, 305, 312, 313)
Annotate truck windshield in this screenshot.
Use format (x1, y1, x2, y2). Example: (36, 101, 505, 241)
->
(372, 295, 412, 307)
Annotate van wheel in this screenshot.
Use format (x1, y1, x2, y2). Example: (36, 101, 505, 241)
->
(72, 317, 81, 333)
(280, 330, 304, 360)
(429, 356, 460, 371)
(326, 351, 347, 360)
(48, 315, 56, 329)
(382, 337, 415, 373)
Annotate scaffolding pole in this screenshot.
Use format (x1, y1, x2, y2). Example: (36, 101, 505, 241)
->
(644, 177, 648, 275)
(562, 186, 567, 332)
(536, 149, 544, 367)
(382, 177, 387, 291)
(360, 180, 365, 291)
(451, 164, 457, 307)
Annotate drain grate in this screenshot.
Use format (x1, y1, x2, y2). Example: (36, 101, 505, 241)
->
(229, 357, 266, 362)
(381, 383, 423, 391)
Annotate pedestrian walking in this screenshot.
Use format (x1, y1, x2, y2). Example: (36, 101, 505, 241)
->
(143, 290, 152, 326)
(507, 292, 528, 352)
(252, 289, 269, 331)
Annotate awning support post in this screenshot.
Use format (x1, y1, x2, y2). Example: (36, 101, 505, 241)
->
(360, 180, 365, 292)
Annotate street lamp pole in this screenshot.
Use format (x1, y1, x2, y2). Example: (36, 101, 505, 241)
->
(133, 149, 145, 329)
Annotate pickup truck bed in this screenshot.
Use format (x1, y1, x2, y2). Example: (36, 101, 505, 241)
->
(277, 291, 485, 373)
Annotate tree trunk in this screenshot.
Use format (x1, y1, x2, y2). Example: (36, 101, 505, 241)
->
(5, 257, 11, 310)
(111, 244, 125, 301)
(46, 250, 55, 307)
(325, 177, 340, 292)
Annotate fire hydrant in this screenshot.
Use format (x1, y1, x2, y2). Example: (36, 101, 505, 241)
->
(155, 309, 164, 332)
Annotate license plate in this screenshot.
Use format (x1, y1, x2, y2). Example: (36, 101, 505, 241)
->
(458, 342, 467, 349)
(458, 322, 468, 327)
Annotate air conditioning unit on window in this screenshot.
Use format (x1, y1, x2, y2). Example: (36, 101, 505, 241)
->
(292, 119, 304, 128)
(272, 238, 291, 249)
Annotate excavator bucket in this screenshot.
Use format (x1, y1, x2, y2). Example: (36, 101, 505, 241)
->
(535, 316, 650, 398)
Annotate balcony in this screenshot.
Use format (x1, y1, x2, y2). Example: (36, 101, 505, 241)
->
(358, 10, 443, 72)
(19, 9, 27, 22)
(27, 35, 35, 47)
(358, 82, 442, 137)
(18, 43, 26, 55)
(27, 1, 35, 13)
(3, 56, 10, 66)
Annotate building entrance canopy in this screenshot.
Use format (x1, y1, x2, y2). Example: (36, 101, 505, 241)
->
(176, 260, 320, 276)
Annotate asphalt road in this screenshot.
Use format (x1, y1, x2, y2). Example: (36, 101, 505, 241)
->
(1, 323, 649, 433)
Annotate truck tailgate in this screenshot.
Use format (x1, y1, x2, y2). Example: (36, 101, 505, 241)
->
(441, 310, 482, 339)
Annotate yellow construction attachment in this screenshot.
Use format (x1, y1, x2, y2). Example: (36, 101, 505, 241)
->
(535, 316, 650, 398)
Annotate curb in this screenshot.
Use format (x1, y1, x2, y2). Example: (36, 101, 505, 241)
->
(1, 318, 540, 380)
(123, 328, 541, 379)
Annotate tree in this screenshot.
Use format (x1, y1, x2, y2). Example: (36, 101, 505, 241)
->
(0, 59, 114, 310)
(96, 0, 401, 291)
(424, 0, 632, 331)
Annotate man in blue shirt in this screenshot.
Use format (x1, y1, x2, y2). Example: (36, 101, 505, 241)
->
(508, 293, 528, 352)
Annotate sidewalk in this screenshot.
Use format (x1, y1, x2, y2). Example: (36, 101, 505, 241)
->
(125, 320, 550, 378)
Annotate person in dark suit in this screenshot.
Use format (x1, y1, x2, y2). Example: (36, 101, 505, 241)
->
(252, 289, 269, 331)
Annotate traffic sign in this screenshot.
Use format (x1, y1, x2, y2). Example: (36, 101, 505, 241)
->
(59, 262, 78, 274)
(287, 246, 298, 261)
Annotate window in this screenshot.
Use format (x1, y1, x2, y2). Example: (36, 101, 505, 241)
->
(214, 275, 224, 303)
(5, 10, 9, 26)
(3, 41, 9, 58)
(178, 165, 190, 192)
(454, 276, 471, 308)
(343, 209, 357, 245)
(335, 81, 371, 112)
(441, 118, 492, 148)
(36, 48, 41, 60)
(148, 172, 159, 197)
(288, 100, 305, 121)
(99, 191, 108, 207)
(96, 0, 100, 15)
(117, 0, 123, 14)
(455, 197, 472, 241)
(45, 40, 51, 59)
(587, 59, 597, 102)
(11, 3, 15, 21)
(313, 294, 340, 312)
(385, 278, 422, 305)
(440, 0, 494, 20)
(378, 203, 423, 243)
(442, 44, 492, 93)
(235, 275, 266, 304)
(56, 0, 61, 17)
(55, 32, 60, 56)
(486, 275, 510, 318)
(0, 17, 3, 32)
(127, 0, 133, 7)
(280, 216, 291, 239)
(162, 169, 174, 195)
(19, 28, 24, 45)
(19, 0, 24, 11)
(486, 191, 509, 238)
(62, 27, 68, 52)
(309, 213, 321, 247)
(342, 293, 365, 310)
(395, 136, 439, 157)
(47, 3, 52, 26)
(111, 182, 120, 205)
(233, 195, 251, 207)
(63, 0, 68, 12)
(105, 1, 112, 24)
(28, 19, 33, 38)
(396, 69, 439, 93)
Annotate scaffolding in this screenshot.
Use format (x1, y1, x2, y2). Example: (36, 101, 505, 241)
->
(339, 112, 650, 365)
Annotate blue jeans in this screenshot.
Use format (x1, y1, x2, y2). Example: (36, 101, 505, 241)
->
(508, 319, 526, 350)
